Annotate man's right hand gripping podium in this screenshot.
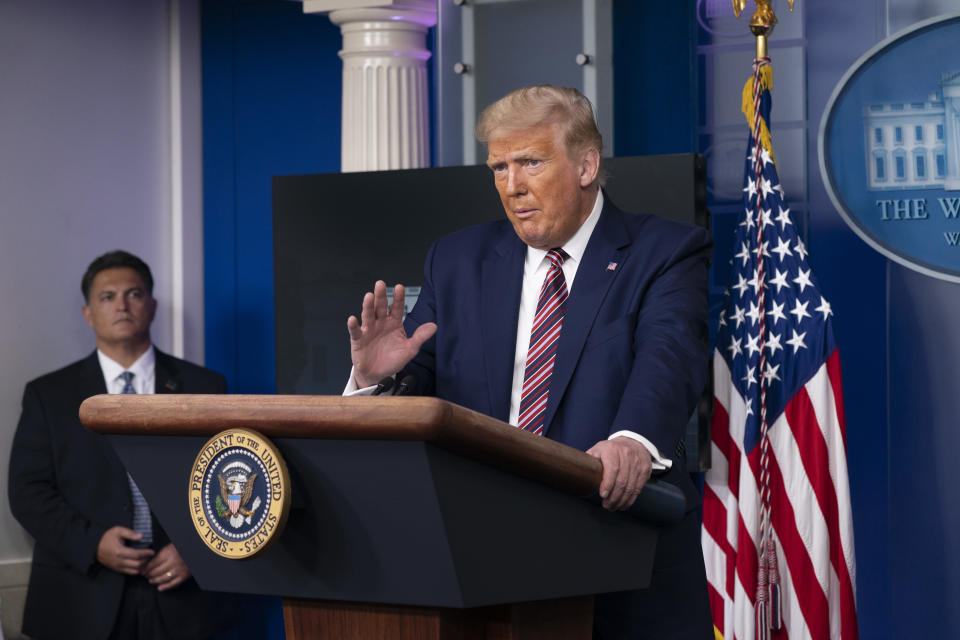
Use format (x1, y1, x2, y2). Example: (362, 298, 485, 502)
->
(344, 85, 714, 640)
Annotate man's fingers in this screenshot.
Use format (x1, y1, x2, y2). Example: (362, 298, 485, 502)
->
(585, 448, 607, 496)
(114, 546, 154, 562)
(115, 526, 142, 541)
(391, 284, 406, 318)
(147, 545, 190, 591)
(115, 555, 139, 574)
(117, 550, 153, 574)
(373, 280, 389, 319)
(587, 444, 618, 499)
(145, 562, 171, 582)
(347, 315, 363, 340)
(359, 291, 375, 328)
(352, 282, 403, 335)
(605, 453, 630, 509)
(127, 554, 153, 570)
(144, 548, 172, 581)
(142, 554, 164, 575)
(125, 548, 155, 561)
(409, 322, 437, 349)
(618, 451, 640, 498)
(157, 571, 189, 592)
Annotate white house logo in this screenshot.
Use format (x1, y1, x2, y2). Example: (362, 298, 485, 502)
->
(188, 429, 290, 559)
(820, 14, 960, 282)
(861, 71, 959, 194)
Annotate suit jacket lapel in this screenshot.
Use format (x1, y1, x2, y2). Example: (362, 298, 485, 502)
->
(78, 351, 108, 400)
(79, 348, 182, 395)
(154, 350, 182, 394)
(480, 230, 526, 422)
(541, 201, 632, 436)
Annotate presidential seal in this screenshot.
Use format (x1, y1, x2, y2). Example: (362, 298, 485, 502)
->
(188, 428, 290, 559)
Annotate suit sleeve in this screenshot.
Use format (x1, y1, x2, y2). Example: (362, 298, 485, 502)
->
(611, 225, 712, 456)
(8, 383, 108, 574)
(400, 240, 439, 397)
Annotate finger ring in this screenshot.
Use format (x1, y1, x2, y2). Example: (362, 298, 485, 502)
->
(166, 571, 174, 579)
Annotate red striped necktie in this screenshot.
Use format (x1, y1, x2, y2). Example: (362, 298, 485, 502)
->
(518, 248, 569, 435)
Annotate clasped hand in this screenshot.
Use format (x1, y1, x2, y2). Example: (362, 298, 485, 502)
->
(96, 526, 191, 591)
(347, 280, 437, 388)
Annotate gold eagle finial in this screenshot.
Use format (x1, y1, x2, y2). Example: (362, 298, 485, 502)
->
(732, 0, 794, 21)
(732, 0, 795, 59)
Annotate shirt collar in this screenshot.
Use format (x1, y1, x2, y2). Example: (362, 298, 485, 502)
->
(97, 345, 155, 388)
(524, 189, 604, 269)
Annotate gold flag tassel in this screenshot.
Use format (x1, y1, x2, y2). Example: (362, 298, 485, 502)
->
(741, 63, 776, 167)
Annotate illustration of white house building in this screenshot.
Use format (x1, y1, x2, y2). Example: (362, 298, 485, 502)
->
(863, 71, 960, 191)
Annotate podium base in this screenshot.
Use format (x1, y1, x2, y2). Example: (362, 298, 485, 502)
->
(283, 595, 593, 639)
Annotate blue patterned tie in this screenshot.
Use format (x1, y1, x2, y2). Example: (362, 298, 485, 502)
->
(119, 371, 152, 547)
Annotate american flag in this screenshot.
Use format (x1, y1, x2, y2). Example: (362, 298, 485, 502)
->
(700, 61, 859, 640)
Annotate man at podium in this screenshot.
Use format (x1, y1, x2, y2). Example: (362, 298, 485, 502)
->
(345, 86, 713, 639)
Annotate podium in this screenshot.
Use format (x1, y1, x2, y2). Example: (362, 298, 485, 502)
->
(80, 395, 673, 639)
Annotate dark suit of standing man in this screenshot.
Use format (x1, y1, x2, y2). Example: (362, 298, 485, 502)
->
(8, 251, 229, 640)
(346, 86, 714, 639)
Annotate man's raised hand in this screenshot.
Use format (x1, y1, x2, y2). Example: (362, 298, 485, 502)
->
(347, 281, 437, 388)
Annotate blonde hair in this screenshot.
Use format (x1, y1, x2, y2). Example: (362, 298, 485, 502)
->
(476, 85, 604, 160)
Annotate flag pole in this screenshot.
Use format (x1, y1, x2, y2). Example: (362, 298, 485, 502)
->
(732, 2, 794, 638)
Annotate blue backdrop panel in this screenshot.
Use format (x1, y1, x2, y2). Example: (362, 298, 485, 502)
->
(202, 0, 341, 395)
(613, 0, 697, 157)
(887, 263, 960, 637)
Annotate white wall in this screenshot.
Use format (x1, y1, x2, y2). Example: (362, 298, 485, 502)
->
(0, 1, 203, 631)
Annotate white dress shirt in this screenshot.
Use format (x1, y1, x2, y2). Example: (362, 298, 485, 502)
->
(97, 346, 156, 395)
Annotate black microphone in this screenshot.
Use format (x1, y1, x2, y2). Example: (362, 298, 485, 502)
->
(371, 376, 395, 396)
(395, 373, 417, 396)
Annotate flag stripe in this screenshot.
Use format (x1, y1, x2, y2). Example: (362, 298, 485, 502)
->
(707, 582, 727, 639)
(801, 362, 858, 639)
(768, 495, 828, 640)
(825, 350, 848, 452)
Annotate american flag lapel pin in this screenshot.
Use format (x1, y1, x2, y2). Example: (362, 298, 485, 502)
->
(606, 261, 618, 271)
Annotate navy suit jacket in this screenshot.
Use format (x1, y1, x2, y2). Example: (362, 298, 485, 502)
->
(8, 349, 228, 640)
(402, 197, 712, 508)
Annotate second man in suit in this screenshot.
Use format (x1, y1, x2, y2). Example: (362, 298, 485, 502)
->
(8, 250, 229, 640)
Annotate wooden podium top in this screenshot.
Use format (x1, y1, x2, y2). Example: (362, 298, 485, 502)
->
(80, 394, 603, 497)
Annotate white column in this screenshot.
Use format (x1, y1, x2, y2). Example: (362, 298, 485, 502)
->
(303, 2, 436, 172)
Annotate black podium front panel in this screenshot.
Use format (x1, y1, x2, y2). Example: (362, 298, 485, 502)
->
(111, 433, 656, 608)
